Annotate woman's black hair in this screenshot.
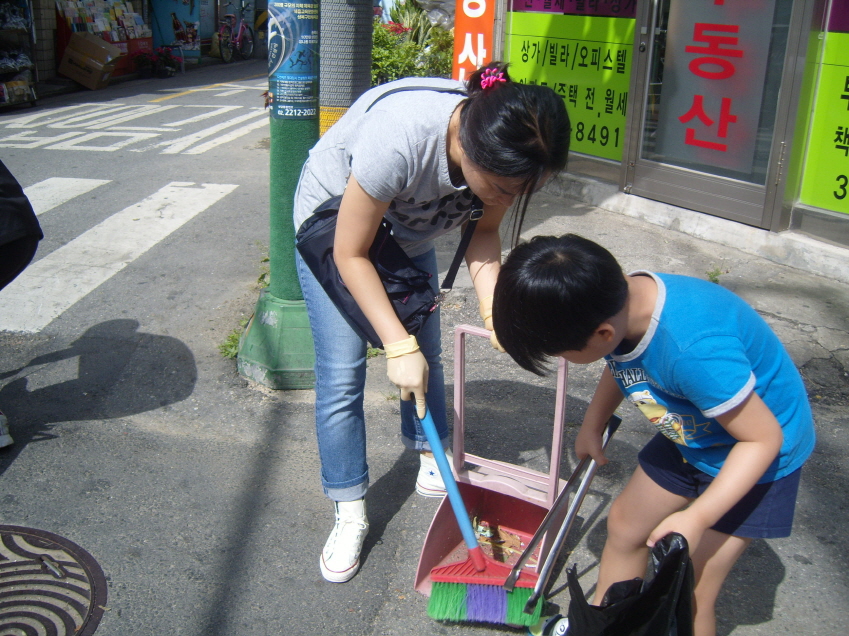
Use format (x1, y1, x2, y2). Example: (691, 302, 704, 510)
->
(492, 234, 629, 375)
(461, 62, 571, 246)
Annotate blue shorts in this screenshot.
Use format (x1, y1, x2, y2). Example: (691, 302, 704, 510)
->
(638, 434, 801, 539)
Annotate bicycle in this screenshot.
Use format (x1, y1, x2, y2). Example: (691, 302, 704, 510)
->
(218, 1, 254, 63)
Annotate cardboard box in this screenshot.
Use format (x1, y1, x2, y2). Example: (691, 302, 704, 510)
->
(58, 32, 123, 90)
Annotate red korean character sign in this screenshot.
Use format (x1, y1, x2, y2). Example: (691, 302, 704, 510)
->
(654, 0, 775, 173)
(453, 0, 496, 81)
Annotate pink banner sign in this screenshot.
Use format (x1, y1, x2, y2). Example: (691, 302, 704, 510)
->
(511, 0, 636, 18)
(828, 0, 849, 33)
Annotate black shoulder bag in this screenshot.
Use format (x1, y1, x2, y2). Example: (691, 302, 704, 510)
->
(1, 159, 43, 291)
(296, 196, 482, 349)
(295, 86, 478, 349)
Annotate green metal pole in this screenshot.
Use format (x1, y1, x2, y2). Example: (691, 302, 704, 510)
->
(268, 117, 315, 301)
(237, 2, 319, 390)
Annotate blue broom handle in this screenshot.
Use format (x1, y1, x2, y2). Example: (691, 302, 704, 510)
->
(420, 407, 484, 567)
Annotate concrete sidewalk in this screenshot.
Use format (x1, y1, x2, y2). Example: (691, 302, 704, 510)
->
(544, 168, 849, 284)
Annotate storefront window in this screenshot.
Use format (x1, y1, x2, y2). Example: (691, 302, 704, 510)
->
(641, 0, 793, 185)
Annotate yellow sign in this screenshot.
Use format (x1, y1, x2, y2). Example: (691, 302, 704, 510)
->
(800, 32, 849, 215)
(505, 12, 635, 161)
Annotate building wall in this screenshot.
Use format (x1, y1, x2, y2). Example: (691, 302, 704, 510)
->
(33, 0, 56, 80)
(798, 0, 849, 217)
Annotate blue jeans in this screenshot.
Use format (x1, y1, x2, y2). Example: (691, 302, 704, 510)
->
(296, 248, 449, 502)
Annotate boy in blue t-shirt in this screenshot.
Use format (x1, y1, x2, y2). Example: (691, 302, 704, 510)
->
(492, 234, 815, 636)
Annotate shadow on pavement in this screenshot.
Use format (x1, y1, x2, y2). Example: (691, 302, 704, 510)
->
(715, 539, 785, 636)
(359, 450, 418, 568)
(0, 318, 197, 473)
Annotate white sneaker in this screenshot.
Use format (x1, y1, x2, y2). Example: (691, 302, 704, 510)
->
(320, 499, 369, 583)
(0, 411, 13, 449)
(416, 450, 451, 497)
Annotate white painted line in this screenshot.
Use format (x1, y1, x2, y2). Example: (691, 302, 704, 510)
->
(0, 104, 117, 128)
(158, 84, 266, 94)
(156, 109, 267, 154)
(108, 126, 178, 132)
(182, 115, 269, 154)
(213, 90, 246, 97)
(46, 131, 160, 151)
(0, 182, 238, 333)
(0, 131, 86, 149)
(47, 105, 145, 129)
(162, 105, 242, 127)
(83, 105, 180, 130)
(24, 177, 111, 216)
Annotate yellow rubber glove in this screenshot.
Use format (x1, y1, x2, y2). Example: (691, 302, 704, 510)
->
(478, 295, 505, 353)
(384, 335, 429, 418)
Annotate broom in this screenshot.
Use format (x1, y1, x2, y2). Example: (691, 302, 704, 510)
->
(418, 407, 544, 626)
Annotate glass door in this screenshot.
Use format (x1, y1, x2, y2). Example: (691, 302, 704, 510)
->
(620, 0, 800, 228)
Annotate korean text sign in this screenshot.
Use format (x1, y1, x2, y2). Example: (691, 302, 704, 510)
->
(453, 0, 495, 81)
(510, 0, 636, 18)
(654, 0, 776, 174)
(267, 1, 318, 120)
(800, 31, 849, 214)
(505, 12, 634, 161)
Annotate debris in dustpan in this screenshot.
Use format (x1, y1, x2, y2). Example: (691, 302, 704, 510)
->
(474, 517, 539, 567)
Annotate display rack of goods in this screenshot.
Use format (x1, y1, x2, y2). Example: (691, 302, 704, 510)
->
(55, 0, 152, 77)
(0, 0, 37, 107)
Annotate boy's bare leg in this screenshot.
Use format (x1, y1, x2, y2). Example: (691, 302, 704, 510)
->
(592, 465, 690, 605)
(690, 529, 751, 636)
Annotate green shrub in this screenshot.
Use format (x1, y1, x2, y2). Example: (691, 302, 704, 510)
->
(421, 24, 454, 78)
(372, 19, 423, 85)
(371, 1, 453, 86)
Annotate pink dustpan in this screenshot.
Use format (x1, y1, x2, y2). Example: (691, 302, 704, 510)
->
(414, 324, 572, 596)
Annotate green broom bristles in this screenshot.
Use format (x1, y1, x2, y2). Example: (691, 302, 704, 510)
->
(506, 587, 543, 626)
(428, 581, 544, 626)
(428, 582, 467, 622)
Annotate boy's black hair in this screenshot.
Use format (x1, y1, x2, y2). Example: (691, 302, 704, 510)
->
(493, 234, 629, 375)
(461, 63, 571, 246)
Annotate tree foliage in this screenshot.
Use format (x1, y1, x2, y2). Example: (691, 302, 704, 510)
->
(371, 1, 453, 86)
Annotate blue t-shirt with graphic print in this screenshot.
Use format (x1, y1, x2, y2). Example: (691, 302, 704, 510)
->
(605, 272, 815, 483)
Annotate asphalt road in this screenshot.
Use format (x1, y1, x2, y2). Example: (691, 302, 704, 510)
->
(1, 58, 847, 635)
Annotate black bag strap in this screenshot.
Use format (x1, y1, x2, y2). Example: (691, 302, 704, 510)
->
(439, 203, 483, 294)
(364, 84, 478, 296)
(364, 84, 467, 112)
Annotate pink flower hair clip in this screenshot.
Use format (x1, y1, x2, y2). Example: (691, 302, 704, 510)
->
(480, 68, 506, 91)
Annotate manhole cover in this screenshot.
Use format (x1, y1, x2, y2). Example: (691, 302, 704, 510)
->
(0, 525, 107, 635)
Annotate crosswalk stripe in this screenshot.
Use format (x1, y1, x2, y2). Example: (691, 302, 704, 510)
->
(183, 116, 269, 154)
(24, 177, 111, 216)
(0, 181, 238, 333)
(161, 105, 242, 127)
(156, 109, 267, 154)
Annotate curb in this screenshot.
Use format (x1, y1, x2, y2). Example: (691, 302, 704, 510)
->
(34, 54, 241, 100)
(546, 173, 849, 283)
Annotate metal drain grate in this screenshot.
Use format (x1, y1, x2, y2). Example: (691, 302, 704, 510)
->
(0, 525, 107, 636)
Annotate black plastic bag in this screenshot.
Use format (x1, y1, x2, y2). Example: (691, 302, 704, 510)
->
(565, 533, 694, 636)
(1, 159, 42, 291)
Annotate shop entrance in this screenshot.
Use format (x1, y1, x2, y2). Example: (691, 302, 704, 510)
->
(620, 0, 808, 230)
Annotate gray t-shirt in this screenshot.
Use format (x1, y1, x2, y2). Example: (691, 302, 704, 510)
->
(293, 78, 478, 257)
